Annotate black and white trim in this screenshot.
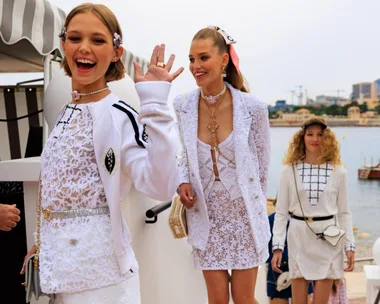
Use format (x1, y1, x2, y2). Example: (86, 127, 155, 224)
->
(297, 162, 333, 206)
(112, 101, 146, 148)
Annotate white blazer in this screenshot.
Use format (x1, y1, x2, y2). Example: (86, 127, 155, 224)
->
(85, 81, 178, 274)
(174, 82, 271, 251)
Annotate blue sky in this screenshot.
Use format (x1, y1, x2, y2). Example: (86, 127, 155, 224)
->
(1, 0, 379, 106)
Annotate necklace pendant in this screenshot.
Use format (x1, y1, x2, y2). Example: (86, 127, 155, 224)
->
(201, 84, 227, 105)
(71, 90, 80, 101)
(204, 96, 218, 105)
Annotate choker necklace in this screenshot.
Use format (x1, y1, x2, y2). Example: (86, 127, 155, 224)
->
(201, 84, 226, 105)
(71, 87, 109, 101)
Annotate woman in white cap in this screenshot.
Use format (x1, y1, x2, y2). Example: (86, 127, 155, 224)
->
(272, 117, 355, 304)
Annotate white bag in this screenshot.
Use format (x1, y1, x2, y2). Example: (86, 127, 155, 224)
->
(276, 271, 292, 292)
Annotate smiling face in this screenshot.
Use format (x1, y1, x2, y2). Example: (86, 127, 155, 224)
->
(304, 124, 324, 155)
(62, 12, 122, 90)
(189, 38, 229, 91)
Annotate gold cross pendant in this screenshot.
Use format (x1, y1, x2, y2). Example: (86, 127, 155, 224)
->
(207, 114, 219, 132)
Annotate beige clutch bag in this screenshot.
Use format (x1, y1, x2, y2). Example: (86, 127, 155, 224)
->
(168, 195, 188, 239)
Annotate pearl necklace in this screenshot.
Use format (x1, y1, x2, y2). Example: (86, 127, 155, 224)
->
(71, 86, 109, 101)
(201, 84, 226, 105)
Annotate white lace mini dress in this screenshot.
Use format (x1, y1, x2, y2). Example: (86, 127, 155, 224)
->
(39, 103, 138, 303)
(192, 132, 266, 270)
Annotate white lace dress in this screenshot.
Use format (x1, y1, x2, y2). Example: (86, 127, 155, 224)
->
(39, 103, 139, 303)
(192, 132, 266, 270)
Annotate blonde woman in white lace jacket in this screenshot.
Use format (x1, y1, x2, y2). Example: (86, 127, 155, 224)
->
(20, 3, 182, 304)
(271, 117, 355, 304)
(176, 26, 270, 304)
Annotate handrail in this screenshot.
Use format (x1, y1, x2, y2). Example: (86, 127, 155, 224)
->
(346, 256, 374, 263)
(145, 201, 172, 224)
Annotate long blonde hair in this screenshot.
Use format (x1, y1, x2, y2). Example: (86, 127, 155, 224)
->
(283, 120, 341, 165)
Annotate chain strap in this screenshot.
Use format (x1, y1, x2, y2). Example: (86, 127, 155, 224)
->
(292, 164, 320, 237)
(34, 180, 42, 269)
(185, 148, 191, 184)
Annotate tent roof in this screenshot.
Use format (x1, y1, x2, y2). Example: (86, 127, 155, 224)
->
(0, 0, 65, 72)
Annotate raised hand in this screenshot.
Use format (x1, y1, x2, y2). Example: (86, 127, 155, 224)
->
(134, 44, 184, 83)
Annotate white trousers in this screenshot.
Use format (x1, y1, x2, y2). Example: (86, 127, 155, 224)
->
(50, 272, 141, 304)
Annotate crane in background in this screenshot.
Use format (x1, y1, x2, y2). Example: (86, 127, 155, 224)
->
(286, 87, 349, 106)
(297, 85, 303, 105)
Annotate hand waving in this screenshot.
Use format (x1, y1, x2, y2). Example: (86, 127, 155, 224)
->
(134, 44, 184, 83)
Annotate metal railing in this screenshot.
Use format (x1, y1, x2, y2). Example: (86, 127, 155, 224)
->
(145, 201, 172, 224)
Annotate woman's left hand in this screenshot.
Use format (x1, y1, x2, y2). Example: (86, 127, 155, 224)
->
(134, 44, 184, 83)
(344, 250, 355, 272)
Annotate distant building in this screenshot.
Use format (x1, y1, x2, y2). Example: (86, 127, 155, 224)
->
(270, 99, 294, 112)
(375, 79, 380, 97)
(347, 106, 360, 119)
(280, 108, 313, 121)
(275, 100, 286, 109)
(352, 82, 379, 109)
(315, 95, 348, 106)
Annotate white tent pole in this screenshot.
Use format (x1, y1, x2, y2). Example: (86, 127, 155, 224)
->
(43, 54, 52, 146)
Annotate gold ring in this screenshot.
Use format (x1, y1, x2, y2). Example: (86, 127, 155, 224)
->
(156, 62, 165, 68)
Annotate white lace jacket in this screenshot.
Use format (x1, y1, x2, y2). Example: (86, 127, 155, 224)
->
(174, 83, 271, 251)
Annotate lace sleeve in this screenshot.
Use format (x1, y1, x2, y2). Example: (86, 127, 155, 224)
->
(174, 96, 190, 186)
(251, 99, 270, 196)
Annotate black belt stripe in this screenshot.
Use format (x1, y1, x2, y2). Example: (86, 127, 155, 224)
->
(4, 88, 21, 159)
(25, 87, 40, 127)
(112, 104, 145, 148)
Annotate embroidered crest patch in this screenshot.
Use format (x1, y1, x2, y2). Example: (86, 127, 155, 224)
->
(104, 148, 116, 175)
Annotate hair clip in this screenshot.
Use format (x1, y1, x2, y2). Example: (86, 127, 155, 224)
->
(208, 26, 236, 45)
(58, 27, 66, 41)
(113, 33, 123, 49)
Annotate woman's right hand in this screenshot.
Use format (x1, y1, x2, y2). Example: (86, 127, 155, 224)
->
(134, 44, 184, 84)
(271, 249, 283, 273)
(178, 183, 197, 209)
(20, 245, 37, 274)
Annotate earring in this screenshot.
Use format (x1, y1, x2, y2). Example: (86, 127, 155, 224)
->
(221, 66, 227, 78)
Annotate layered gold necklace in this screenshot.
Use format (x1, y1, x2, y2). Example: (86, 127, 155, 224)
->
(203, 91, 235, 165)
